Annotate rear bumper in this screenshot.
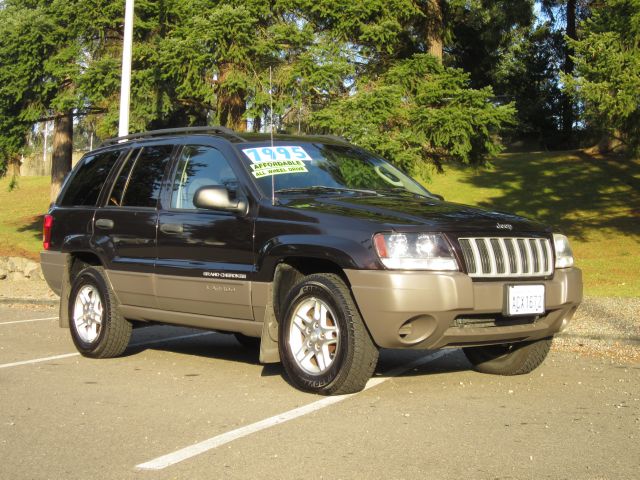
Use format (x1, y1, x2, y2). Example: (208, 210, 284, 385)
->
(345, 268, 582, 349)
(40, 251, 69, 296)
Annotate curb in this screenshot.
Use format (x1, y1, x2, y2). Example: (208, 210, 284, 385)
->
(558, 332, 640, 346)
(0, 298, 58, 306)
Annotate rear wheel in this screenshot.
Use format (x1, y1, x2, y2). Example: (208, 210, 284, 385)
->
(279, 273, 379, 395)
(463, 337, 553, 375)
(68, 266, 132, 358)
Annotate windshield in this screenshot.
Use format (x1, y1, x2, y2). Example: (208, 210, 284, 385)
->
(238, 143, 432, 198)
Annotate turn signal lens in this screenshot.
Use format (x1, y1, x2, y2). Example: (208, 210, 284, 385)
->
(553, 233, 574, 268)
(43, 214, 53, 250)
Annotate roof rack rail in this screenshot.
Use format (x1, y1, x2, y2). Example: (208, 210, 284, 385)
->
(100, 126, 244, 147)
(314, 134, 349, 144)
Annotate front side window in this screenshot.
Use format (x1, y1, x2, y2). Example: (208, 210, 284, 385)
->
(109, 145, 173, 208)
(59, 150, 121, 206)
(170, 146, 238, 209)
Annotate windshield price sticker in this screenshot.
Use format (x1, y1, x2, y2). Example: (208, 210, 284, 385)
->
(251, 159, 308, 178)
(242, 146, 312, 163)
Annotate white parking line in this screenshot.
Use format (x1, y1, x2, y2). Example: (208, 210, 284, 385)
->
(0, 316, 59, 326)
(0, 331, 216, 370)
(136, 349, 454, 471)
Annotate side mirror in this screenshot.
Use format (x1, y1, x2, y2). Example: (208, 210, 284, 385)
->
(193, 186, 248, 216)
(431, 193, 444, 201)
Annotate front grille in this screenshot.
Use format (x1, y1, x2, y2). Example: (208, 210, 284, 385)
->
(458, 237, 553, 278)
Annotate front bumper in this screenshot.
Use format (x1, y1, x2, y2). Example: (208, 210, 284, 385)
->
(345, 268, 582, 349)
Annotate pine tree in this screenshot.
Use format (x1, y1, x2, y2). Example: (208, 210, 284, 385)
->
(564, 0, 640, 154)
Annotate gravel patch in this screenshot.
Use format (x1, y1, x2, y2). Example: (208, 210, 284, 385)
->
(554, 296, 640, 365)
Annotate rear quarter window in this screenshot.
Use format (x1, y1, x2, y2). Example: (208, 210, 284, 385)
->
(59, 150, 122, 206)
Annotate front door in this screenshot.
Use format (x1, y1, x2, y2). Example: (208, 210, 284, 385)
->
(155, 145, 254, 320)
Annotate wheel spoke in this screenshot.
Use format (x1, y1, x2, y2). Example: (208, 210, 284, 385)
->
(321, 344, 333, 364)
(292, 314, 307, 334)
(295, 344, 309, 362)
(315, 350, 327, 371)
(313, 300, 321, 321)
(79, 289, 91, 307)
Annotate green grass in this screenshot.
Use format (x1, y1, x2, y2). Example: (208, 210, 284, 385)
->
(423, 150, 640, 297)
(1, 150, 638, 297)
(0, 176, 50, 260)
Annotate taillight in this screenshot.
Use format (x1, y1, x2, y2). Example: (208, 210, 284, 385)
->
(43, 214, 53, 250)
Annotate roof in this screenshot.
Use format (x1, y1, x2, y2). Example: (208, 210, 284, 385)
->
(99, 127, 349, 148)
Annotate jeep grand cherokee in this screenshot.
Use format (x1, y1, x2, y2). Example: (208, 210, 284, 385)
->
(40, 127, 582, 395)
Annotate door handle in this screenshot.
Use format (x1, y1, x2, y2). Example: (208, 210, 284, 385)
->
(160, 223, 184, 234)
(95, 219, 114, 230)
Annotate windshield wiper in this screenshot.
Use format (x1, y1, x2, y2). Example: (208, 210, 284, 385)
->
(275, 186, 380, 196)
(377, 187, 434, 199)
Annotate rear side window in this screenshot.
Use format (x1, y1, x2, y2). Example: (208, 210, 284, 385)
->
(59, 150, 121, 206)
(109, 145, 173, 208)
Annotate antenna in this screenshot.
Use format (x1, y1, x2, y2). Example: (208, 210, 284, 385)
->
(269, 66, 276, 206)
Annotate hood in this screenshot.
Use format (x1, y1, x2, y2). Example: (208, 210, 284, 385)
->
(283, 194, 549, 233)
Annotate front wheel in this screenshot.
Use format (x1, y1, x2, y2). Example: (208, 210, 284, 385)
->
(279, 273, 379, 395)
(68, 266, 132, 358)
(462, 337, 553, 375)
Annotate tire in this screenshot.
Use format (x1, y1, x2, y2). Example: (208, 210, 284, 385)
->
(462, 337, 553, 376)
(68, 266, 132, 358)
(234, 333, 260, 349)
(279, 273, 379, 395)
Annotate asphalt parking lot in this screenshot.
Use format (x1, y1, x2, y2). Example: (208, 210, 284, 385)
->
(1, 304, 638, 480)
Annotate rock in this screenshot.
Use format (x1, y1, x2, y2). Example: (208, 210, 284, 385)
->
(7, 257, 27, 273)
(7, 271, 25, 281)
(24, 261, 41, 279)
(0, 268, 7, 280)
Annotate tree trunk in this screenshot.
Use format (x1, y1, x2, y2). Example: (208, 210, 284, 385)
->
(217, 64, 247, 132)
(50, 111, 73, 202)
(6, 154, 21, 177)
(253, 115, 262, 133)
(427, 0, 444, 62)
(562, 0, 577, 142)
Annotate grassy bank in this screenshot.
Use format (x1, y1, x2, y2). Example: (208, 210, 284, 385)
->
(425, 150, 640, 297)
(0, 176, 50, 260)
(1, 150, 638, 296)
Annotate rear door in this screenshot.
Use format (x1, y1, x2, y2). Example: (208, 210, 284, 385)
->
(93, 144, 174, 308)
(155, 144, 254, 320)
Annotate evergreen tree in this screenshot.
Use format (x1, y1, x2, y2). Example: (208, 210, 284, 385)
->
(564, 0, 640, 154)
(312, 54, 515, 175)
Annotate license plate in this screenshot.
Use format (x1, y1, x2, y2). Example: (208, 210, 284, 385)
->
(506, 284, 545, 316)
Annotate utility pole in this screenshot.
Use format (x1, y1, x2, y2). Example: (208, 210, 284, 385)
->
(118, 0, 134, 138)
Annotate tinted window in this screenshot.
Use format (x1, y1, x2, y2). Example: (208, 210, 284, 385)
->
(108, 149, 140, 206)
(171, 146, 238, 209)
(60, 150, 121, 206)
(109, 146, 173, 208)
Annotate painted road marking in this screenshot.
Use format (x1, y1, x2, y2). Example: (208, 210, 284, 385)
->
(0, 332, 215, 369)
(136, 350, 454, 471)
(0, 316, 59, 326)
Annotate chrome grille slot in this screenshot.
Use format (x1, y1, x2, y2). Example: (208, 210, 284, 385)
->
(458, 237, 554, 278)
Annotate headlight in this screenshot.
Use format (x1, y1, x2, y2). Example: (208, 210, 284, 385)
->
(553, 233, 574, 268)
(373, 233, 458, 270)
